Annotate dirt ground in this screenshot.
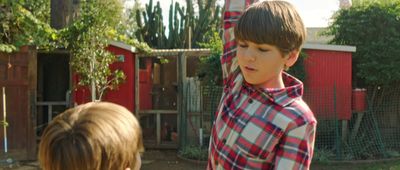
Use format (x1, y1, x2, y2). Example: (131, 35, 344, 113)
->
(0, 149, 206, 170)
(1, 149, 399, 170)
(141, 149, 206, 170)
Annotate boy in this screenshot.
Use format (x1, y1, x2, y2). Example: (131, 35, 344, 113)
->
(207, 1, 317, 169)
(38, 102, 144, 170)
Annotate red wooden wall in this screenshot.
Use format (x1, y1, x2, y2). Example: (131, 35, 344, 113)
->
(303, 49, 352, 120)
(103, 45, 135, 111)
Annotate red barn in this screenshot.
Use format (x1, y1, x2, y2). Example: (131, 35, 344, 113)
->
(302, 44, 356, 120)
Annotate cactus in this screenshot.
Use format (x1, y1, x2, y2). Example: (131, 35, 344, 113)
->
(135, 0, 221, 49)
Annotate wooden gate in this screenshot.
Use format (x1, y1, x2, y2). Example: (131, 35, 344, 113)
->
(0, 47, 37, 160)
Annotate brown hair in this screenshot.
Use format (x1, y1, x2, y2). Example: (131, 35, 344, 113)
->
(38, 102, 144, 170)
(234, 1, 306, 54)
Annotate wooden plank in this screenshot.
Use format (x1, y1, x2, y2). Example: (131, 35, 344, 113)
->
(136, 49, 211, 58)
(47, 105, 52, 122)
(139, 110, 178, 114)
(36, 101, 68, 106)
(68, 53, 73, 107)
(341, 120, 349, 142)
(0, 64, 6, 81)
(0, 81, 29, 86)
(7, 62, 13, 81)
(177, 52, 187, 148)
(38, 49, 69, 54)
(134, 54, 140, 117)
(27, 46, 37, 159)
(350, 112, 365, 140)
(143, 143, 178, 149)
(156, 113, 161, 145)
(0, 56, 28, 66)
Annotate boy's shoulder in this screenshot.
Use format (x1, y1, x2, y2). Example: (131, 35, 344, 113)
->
(272, 98, 316, 131)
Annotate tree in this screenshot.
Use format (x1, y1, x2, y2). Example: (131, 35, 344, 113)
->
(0, 0, 56, 53)
(61, 0, 127, 101)
(50, 0, 79, 29)
(57, 0, 150, 101)
(351, 0, 399, 6)
(325, 2, 400, 110)
(325, 2, 400, 87)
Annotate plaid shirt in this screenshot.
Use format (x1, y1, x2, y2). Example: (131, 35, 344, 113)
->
(207, 1, 317, 169)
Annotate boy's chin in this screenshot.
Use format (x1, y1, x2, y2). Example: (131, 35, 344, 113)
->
(243, 77, 261, 86)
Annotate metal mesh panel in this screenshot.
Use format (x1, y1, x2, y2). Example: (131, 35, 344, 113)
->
(181, 83, 223, 148)
(307, 86, 400, 161)
(180, 82, 400, 161)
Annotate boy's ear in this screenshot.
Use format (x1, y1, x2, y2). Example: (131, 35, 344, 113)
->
(285, 50, 300, 68)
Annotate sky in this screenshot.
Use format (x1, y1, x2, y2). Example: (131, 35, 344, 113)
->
(125, 0, 341, 28)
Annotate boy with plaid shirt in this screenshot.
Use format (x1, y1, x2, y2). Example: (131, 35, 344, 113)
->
(207, 1, 317, 169)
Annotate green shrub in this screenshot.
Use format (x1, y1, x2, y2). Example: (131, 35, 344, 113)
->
(179, 146, 208, 161)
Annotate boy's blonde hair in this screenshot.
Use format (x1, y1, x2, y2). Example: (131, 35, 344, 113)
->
(234, 1, 306, 55)
(38, 102, 144, 170)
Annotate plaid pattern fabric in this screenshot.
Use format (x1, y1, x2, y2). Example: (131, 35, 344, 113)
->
(207, 1, 317, 169)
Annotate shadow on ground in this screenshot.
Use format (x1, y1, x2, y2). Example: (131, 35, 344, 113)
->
(142, 149, 206, 170)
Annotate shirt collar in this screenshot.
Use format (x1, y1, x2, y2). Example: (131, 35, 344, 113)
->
(243, 72, 304, 107)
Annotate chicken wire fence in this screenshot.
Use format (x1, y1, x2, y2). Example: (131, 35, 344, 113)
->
(181, 80, 400, 161)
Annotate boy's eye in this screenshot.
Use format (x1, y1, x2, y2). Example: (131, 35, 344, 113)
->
(238, 44, 248, 48)
(258, 48, 269, 52)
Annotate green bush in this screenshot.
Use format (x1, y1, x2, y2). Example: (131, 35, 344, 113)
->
(179, 146, 208, 161)
(325, 2, 400, 87)
(197, 30, 223, 86)
(313, 148, 336, 163)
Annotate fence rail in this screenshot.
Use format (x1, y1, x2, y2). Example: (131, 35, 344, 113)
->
(36, 101, 68, 139)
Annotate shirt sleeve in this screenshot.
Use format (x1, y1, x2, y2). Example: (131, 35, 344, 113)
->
(221, 0, 258, 85)
(274, 122, 317, 170)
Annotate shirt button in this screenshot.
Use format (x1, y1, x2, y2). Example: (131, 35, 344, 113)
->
(248, 99, 253, 103)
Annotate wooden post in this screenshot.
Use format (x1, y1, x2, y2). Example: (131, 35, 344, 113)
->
(48, 105, 53, 123)
(2, 87, 7, 153)
(27, 46, 37, 159)
(156, 112, 161, 145)
(177, 52, 187, 149)
(135, 55, 140, 118)
(350, 112, 365, 140)
(341, 120, 349, 142)
(188, 27, 192, 49)
(90, 55, 96, 101)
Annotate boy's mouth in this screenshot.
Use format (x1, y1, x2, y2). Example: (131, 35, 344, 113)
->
(244, 66, 257, 72)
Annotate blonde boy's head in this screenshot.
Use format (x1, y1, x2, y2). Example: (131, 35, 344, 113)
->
(234, 1, 306, 55)
(39, 102, 143, 170)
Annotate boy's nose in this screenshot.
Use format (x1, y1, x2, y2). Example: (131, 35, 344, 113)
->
(242, 49, 256, 61)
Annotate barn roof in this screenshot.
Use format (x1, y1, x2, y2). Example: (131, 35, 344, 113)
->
(137, 48, 211, 57)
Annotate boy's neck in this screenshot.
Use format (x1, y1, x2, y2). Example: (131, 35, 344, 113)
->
(254, 72, 285, 89)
